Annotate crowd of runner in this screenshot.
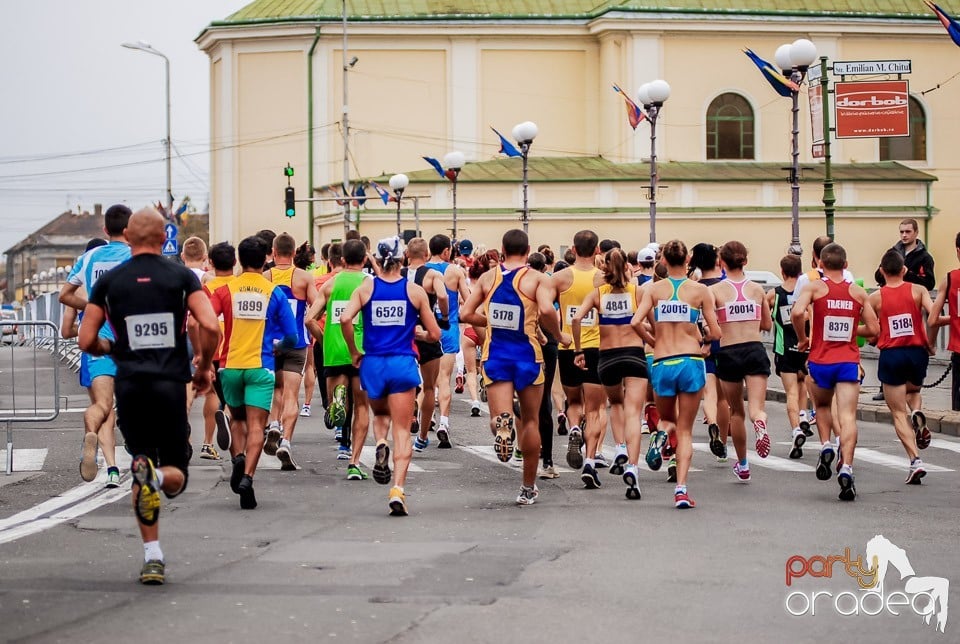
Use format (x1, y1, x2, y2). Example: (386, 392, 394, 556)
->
(59, 205, 960, 584)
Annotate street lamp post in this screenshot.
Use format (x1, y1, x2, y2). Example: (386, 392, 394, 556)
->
(512, 121, 538, 233)
(443, 151, 465, 241)
(775, 38, 818, 257)
(122, 41, 172, 214)
(389, 174, 409, 237)
(637, 80, 671, 245)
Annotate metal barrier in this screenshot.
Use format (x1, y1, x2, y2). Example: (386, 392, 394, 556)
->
(1, 321, 61, 475)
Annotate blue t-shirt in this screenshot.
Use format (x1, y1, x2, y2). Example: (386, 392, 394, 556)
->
(67, 241, 132, 341)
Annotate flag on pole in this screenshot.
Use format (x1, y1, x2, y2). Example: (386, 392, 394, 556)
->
(925, 1, 960, 47)
(352, 184, 367, 208)
(612, 84, 646, 130)
(324, 186, 347, 206)
(743, 48, 800, 97)
(491, 127, 522, 158)
(369, 181, 391, 205)
(422, 156, 446, 178)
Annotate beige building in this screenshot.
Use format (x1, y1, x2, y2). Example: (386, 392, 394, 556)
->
(197, 1, 957, 279)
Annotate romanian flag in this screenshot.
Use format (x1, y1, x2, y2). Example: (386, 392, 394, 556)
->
(369, 181, 391, 205)
(613, 84, 645, 130)
(925, 1, 960, 47)
(423, 156, 446, 178)
(743, 48, 800, 97)
(490, 127, 522, 158)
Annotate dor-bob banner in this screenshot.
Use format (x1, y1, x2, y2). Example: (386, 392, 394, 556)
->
(834, 80, 909, 139)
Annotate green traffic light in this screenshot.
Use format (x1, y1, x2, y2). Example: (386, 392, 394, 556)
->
(284, 165, 294, 177)
(286, 208, 295, 217)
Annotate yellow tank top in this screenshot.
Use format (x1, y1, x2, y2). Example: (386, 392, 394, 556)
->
(559, 266, 600, 349)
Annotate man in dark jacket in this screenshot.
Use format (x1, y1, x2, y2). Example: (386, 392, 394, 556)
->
(874, 218, 936, 291)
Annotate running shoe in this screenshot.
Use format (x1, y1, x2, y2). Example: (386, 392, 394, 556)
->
(644, 403, 660, 433)
(538, 465, 559, 479)
(799, 419, 813, 438)
(809, 409, 817, 425)
(200, 443, 220, 460)
(838, 467, 856, 501)
(645, 431, 667, 471)
(513, 447, 523, 462)
(139, 559, 165, 585)
(80, 431, 98, 482)
(493, 413, 515, 463)
(667, 457, 677, 483)
(328, 384, 347, 429)
(263, 422, 281, 456)
(300, 404, 311, 417)
(437, 423, 452, 449)
(581, 463, 602, 489)
(516, 484, 539, 505)
(346, 464, 369, 480)
(610, 444, 628, 476)
(373, 442, 392, 485)
(623, 465, 641, 500)
(237, 475, 257, 510)
(733, 461, 751, 483)
(410, 399, 420, 434)
(836, 441, 844, 474)
(707, 423, 724, 458)
(335, 427, 343, 441)
(131, 455, 161, 526)
(215, 409, 232, 451)
(912, 410, 931, 449)
(388, 486, 408, 516)
(557, 413, 568, 436)
(906, 458, 926, 485)
(716, 447, 728, 464)
(566, 428, 584, 469)
(230, 453, 245, 493)
(337, 445, 352, 460)
(413, 436, 430, 453)
(276, 439, 297, 471)
(754, 418, 771, 458)
(640, 418, 650, 435)
(789, 430, 806, 460)
(471, 402, 481, 418)
(593, 453, 610, 469)
(674, 489, 696, 509)
(455, 372, 465, 394)
(816, 445, 835, 481)
(662, 429, 677, 458)
(105, 468, 121, 488)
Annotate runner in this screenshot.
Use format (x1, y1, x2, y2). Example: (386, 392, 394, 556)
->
(571, 248, 646, 498)
(460, 251, 498, 418)
(209, 236, 300, 509)
(59, 204, 131, 487)
(426, 234, 470, 448)
(78, 206, 220, 585)
(527, 252, 560, 480)
(181, 237, 217, 459)
(929, 231, 960, 412)
(460, 229, 567, 505)
(792, 243, 879, 501)
(766, 254, 812, 459)
(200, 242, 237, 458)
(263, 233, 318, 470)
(632, 240, 721, 508)
(868, 249, 937, 483)
(338, 236, 441, 515)
(709, 241, 772, 484)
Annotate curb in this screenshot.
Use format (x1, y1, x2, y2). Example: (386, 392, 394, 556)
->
(765, 388, 960, 437)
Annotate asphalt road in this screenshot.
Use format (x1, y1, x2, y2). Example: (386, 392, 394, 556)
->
(0, 346, 958, 643)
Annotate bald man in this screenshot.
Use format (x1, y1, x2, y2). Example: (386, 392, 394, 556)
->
(80, 206, 220, 585)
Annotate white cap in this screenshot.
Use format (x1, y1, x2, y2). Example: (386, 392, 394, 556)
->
(376, 236, 404, 261)
(646, 242, 660, 253)
(637, 247, 657, 263)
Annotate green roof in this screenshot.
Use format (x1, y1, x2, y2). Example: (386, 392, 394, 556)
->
(357, 157, 936, 186)
(216, 0, 937, 25)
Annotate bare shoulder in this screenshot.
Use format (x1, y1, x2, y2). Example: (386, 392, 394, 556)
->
(552, 267, 573, 290)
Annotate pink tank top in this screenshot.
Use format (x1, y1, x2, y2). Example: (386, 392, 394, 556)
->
(715, 279, 761, 324)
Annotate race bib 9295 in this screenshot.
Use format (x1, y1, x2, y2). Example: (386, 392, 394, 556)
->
(125, 312, 175, 350)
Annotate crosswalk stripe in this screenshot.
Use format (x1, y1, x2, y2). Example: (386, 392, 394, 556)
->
(0, 448, 47, 472)
(357, 449, 427, 473)
(929, 438, 960, 455)
(854, 447, 953, 472)
(693, 442, 814, 472)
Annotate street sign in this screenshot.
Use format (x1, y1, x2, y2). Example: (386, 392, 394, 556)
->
(164, 223, 178, 240)
(834, 80, 910, 139)
(833, 60, 911, 75)
(162, 239, 178, 256)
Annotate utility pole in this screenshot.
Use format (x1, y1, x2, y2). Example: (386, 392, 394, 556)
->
(341, 0, 352, 234)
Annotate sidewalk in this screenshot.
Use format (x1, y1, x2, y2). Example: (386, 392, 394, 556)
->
(764, 345, 960, 437)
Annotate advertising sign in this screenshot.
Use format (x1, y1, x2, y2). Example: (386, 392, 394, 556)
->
(809, 83, 825, 158)
(834, 80, 910, 139)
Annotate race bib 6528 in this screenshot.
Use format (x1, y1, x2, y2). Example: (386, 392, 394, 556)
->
(372, 300, 406, 326)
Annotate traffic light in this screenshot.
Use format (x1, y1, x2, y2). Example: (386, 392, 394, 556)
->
(285, 186, 295, 217)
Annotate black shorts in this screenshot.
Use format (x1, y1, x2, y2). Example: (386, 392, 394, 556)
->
(878, 346, 928, 387)
(715, 341, 771, 382)
(275, 346, 307, 376)
(115, 377, 191, 480)
(212, 359, 227, 409)
(415, 340, 443, 365)
(324, 364, 359, 379)
(558, 348, 601, 387)
(774, 349, 809, 376)
(597, 346, 649, 387)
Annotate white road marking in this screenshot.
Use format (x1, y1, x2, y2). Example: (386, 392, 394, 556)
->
(357, 449, 427, 473)
(693, 442, 814, 472)
(0, 448, 47, 471)
(929, 438, 960, 455)
(854, 447, 953, 472)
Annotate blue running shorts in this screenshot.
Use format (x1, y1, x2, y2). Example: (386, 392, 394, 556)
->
(483, 358, 544, 391)
(650, 355, 706, 397)
(360, 355, 422, 400)
(79, 353, 117, 388)
(807, 361, 860, 389)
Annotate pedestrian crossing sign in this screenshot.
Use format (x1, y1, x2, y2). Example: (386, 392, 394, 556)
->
(162, 239, 178, 256)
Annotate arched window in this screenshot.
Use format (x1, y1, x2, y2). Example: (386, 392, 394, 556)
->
(706, 93, 755, 160)
(880, 96, 926, 161)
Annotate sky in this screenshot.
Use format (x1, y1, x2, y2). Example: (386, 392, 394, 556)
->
(0, 0, 245, 258)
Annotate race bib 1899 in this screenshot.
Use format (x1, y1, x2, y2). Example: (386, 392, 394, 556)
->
(888, 313, 914, 339)
(489, 303, 521, 330)
(600, 293, 633, 318)
(126, 312, 175, 350)
(565, 305, 596, 327)
(372, 300, 406, 326)
(234, 292, 267, 320)
(823, 315, 853, 342)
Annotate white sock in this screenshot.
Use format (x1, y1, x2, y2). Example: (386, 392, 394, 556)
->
(144, 540, 163, 563)
(584, 458, 595, 468)
(440, 415, 449, 426)
(455, 350, 464, 372)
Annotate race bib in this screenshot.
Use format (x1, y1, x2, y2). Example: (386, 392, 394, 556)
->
(328, 300, 348, 325)
(657, 301, 691, 322)
(489, 303, 521, 331)
(823, 315, 853, 342)
(126, 312, 175, 350)
(600, 293, 633, 319)
(779, 305, 792, 325)
(888, 313, 914, 339)
(234, 291, 267, 320)
(724, 300, 758, 322)
(91, 261, 121, 285)
(565, 305, 596, 327)
(372, 300, 406, 326)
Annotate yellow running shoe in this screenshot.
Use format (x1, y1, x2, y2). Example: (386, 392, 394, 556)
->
(388, 486, 407, 516)
(131, 455, 161, 526)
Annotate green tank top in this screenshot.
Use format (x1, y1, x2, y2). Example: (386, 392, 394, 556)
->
(323, 271, 367, 366)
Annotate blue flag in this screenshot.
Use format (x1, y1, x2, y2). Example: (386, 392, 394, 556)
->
(369, 181, 391, 205)
(422, 156, 446, 178)
(743, 48, 799, 98)
(491, 127, 522, 158)
(926, 1, 960, 47)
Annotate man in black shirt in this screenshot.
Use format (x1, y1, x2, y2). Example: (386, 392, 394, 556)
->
(874, 218, 936, 291)
(80, 206, 220, 585)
